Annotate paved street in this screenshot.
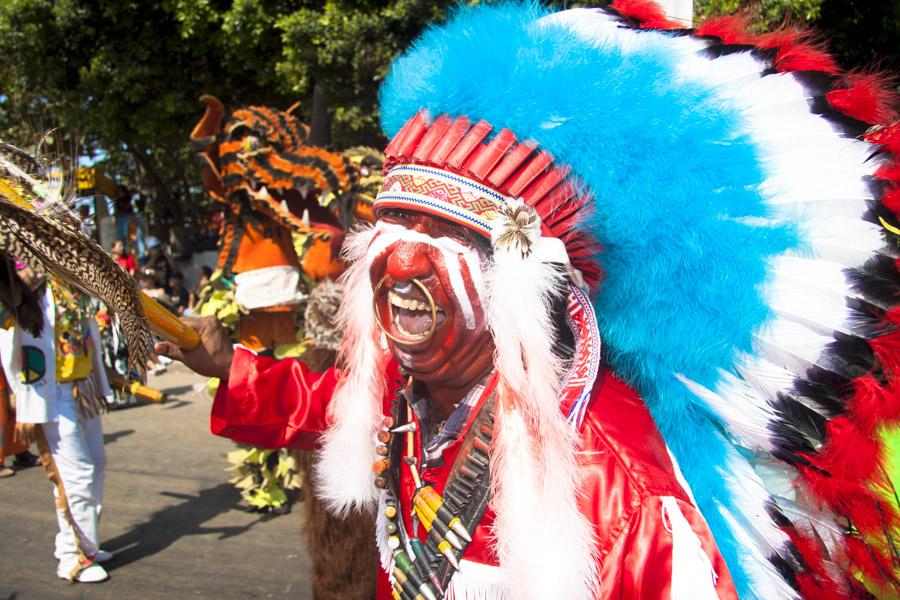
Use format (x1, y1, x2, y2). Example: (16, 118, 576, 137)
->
(0, 364, 312, 600)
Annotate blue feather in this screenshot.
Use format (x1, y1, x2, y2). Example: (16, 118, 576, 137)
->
(380, 3, 803, 595)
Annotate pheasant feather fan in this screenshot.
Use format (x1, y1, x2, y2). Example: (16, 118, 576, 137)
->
(0, 144, 154, 377)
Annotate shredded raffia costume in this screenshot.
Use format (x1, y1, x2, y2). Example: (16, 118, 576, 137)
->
(190, 97, 380, 596)
(189, 96, 363, 350)
(209, 2, 900, 598)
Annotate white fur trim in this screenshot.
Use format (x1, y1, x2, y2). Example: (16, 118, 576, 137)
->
(233, 265, 305, 309)
(532, 236, 569, 264)
(314, 226, 391, 515)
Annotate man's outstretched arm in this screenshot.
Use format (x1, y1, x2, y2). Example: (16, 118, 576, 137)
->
(156, 317, 341, 450)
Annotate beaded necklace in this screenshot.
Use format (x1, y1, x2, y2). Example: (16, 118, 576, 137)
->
(46, 278, 92, 361)
(376, 374, 498, 600)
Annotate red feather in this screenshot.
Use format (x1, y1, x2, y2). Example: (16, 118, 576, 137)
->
(815, 417, 882, 480)
(795, 572, 847, 600)
(870, 330, 900, 377)
(610, 0, 682, 30)
(755, 27, 806, 51)
(694, 15, 756, 45)
(772, 40, 840, 75)
(785, 528, 844, 598)
(882, 186, 900, 213)
(887, 307, 900, 326)
(848, 376, 890, 434)
(865, 122, 900, 154)
(799, 464, 889, 535)
(876, 157, 900, 182)
(844, 537, 895, 584)
(826, 73, 899, 125)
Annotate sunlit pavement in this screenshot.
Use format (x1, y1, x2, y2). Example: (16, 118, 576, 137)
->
(0, 363, 312, 600)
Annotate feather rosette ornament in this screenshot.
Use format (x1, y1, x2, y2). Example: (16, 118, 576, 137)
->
(491, 199, 541, 257)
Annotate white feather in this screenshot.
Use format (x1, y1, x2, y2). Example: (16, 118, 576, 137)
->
(375, 491, 394, 572)
(763, 261, 854, 337)
(769, 256, 852, 298)
(799, 216, 885, 267)
(678, 373, 777, 454)
(733, 353, 800, 403)
(446, 560, 511, 600)
(663, 496, 722, 600)
(717, 503, 801, 600)
(486, 244, 598, 600)
(720, 457, 795, 555)
(753, 317, 835, 376)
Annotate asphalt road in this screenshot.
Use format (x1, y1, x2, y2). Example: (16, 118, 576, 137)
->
(0, 364, 312, 600)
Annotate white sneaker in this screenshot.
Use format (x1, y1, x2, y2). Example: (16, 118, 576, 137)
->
(94, 549, 113, 563)
(58, 561, 109, 583)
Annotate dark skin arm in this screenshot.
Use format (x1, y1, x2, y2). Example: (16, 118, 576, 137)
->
(154, 316, 234, 381)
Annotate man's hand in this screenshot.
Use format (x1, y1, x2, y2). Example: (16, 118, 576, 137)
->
(155, 316, 234, 381)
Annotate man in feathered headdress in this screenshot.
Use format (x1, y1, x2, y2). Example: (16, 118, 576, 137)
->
(160, 2, 900, 598)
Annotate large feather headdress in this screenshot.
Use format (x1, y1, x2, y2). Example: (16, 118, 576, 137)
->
(322, 1, 900, 598)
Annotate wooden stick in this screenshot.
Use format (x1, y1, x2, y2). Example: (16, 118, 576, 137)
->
(106, 369, 166, 403)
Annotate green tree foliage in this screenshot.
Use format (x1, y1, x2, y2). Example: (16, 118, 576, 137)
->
(276, 0, 451, 146)
(0, 0, 454, 218)
(0, 0, 894, 223)
(695, 0, 825, 25)
(694, 0, 899, 71)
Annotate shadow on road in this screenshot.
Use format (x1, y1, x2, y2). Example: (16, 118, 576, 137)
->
(162, 399, 193, 410)
(102, 483, 273, 570)
(162, 384, 200, 396)
(103, 429, 135, 444)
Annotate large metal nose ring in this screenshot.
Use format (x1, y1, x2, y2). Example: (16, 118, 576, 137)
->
(372, 276, 437, 346)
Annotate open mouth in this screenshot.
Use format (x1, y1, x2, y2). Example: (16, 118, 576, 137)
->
(386, 281, 444, 342)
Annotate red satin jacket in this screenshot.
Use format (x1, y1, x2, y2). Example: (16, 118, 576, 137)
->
(212, 347, 738, 599)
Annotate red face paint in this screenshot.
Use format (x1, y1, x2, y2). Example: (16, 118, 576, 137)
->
(369, 211, 495, 390)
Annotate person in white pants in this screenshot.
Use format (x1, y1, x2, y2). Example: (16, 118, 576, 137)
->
(0, 264, 113, 583)
(42, 383, 109, 579)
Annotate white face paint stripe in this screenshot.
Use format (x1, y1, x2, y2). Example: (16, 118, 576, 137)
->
(366, 221, 484, 329)
(441, 251, 476, 329)
(372, 221, 472, 255)
(461, 250, 488, 308)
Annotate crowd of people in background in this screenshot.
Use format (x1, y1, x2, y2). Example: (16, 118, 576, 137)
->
(121, 237, 209, 317)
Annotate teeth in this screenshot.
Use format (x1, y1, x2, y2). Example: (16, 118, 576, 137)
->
(388, 289, 428, 311)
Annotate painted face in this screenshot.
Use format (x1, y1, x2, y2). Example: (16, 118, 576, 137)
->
(368, 211, 495, 387)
